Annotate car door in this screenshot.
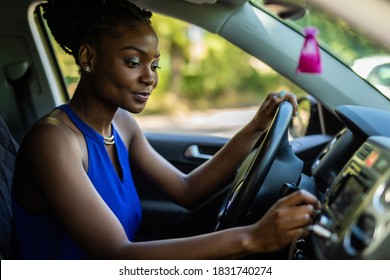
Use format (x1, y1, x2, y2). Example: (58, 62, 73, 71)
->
(133, 132, 230, 241)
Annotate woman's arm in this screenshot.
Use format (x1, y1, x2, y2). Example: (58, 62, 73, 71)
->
(126, 92, 297, 208)
(115, 190, 320, 259)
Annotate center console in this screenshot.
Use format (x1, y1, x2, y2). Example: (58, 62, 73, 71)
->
(306, 136, 390, 259)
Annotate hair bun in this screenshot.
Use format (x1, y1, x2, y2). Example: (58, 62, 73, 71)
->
(40, 0, 153, 65)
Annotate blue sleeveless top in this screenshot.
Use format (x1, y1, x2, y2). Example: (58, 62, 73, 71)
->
(12, 104, 142, 259)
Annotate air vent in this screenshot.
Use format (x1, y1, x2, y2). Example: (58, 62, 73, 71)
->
(357, 145, 373, 161)
(348, 214, 375, 253)
(311, 128, 347, 172)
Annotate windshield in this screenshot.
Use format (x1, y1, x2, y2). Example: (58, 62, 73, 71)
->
(251, 0, 390, 99)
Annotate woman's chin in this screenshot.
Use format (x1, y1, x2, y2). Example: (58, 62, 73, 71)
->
(127, 103, 147, 114)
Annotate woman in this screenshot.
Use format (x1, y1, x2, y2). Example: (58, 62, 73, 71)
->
(11, 0, 320, 259)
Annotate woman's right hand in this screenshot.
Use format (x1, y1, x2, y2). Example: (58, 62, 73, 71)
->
(248, 190, 321, 253)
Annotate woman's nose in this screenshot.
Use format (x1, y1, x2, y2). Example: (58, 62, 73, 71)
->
(139, 67, 157, 86)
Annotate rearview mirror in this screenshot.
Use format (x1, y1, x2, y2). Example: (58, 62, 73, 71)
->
(264, 0, 307, 20)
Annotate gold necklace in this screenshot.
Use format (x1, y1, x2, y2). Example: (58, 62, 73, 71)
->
(103, 134, 115, 145)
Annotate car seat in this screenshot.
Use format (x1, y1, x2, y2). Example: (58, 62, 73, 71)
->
(0, 116, 19, 259)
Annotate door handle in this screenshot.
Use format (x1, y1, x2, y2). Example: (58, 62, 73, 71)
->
(184, 145, 212, 160)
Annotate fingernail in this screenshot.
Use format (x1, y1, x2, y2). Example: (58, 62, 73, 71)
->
(295, 111, 299, 117)
(279, 90, 286, 97)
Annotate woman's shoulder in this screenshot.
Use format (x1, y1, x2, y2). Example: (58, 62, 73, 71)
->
(20, 109, 81, 152)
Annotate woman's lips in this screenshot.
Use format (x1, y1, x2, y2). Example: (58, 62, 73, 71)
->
(134, 92, 150, 102)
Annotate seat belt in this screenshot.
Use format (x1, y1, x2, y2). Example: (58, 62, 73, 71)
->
(5, 61, 37, 129)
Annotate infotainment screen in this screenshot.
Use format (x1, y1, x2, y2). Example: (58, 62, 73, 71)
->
(329, 176, 365, 221)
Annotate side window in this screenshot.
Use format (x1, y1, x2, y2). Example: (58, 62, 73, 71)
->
(368, 63, 390, 86)
(46, 13, 306, 137)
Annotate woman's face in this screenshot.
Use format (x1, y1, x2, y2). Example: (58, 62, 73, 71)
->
(89, 23, 160, 114)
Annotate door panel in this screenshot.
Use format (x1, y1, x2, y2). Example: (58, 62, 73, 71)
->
(133, 132, 229, 240)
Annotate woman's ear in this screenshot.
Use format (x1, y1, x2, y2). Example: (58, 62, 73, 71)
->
(79, 43, 95, 73)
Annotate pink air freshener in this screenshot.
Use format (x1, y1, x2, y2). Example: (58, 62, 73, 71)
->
(296, 27, 322, 74)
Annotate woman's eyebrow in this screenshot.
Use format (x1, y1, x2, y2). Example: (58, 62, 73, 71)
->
(120, 45, 160, 58)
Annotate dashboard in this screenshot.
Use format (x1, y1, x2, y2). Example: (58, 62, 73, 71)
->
(311, 105, 390, 188)
(310, 136, 390, 259)
(300, 105, 390, 259)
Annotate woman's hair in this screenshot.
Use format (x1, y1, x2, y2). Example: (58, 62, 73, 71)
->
(40, 0, 153, 65)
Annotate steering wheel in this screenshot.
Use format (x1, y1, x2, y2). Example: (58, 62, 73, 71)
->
(215, 101, 294, 231)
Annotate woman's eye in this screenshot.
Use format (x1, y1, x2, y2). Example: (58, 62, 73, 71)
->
(124, 58, 140, 68)
(151, 64, 161, 72)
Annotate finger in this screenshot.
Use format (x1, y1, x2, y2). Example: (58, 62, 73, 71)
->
(284, 93, 298, 116)
(268, 92, 281, 104)
(262, 92, 281, 113)
(281, 190, 321, 209)
(289, 94, 298, 116)
(276, 210, 316, 239)
(277, 91, 298, 116)
(278, 90, 287, 98)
